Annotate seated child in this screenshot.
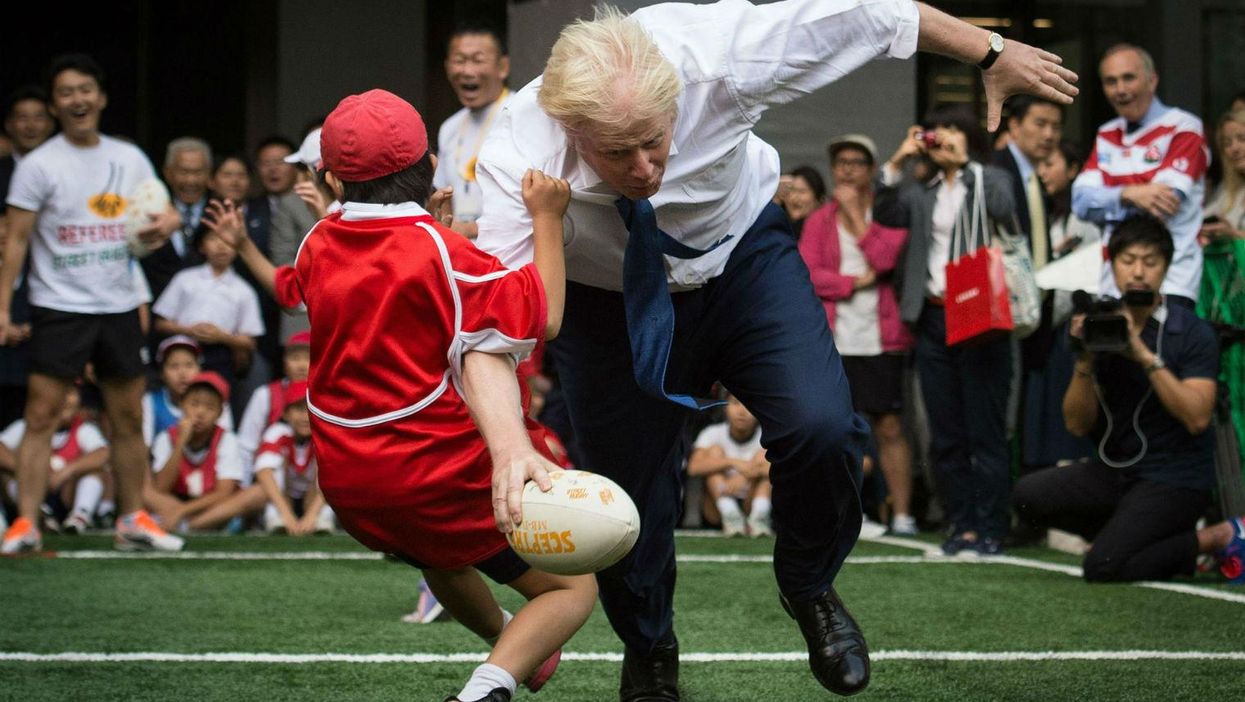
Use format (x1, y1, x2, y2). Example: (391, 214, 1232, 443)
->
(236, 329, 311, 474)
(142, 335, 234, 447)
(687, 393, 773, 537)
(205, 89, 594, 702)
(195, 379, 333, 535)
(255, 380, 333, 534)
(143, 371, 245, 531)
(0, 385, 109, 534)
(152, 225, 265, 380)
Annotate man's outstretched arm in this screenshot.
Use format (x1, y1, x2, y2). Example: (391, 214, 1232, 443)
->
(914, 3, 1078, 131)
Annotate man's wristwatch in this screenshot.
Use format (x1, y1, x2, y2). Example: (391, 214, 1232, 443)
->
(1144, 356, 1167, 374)
(977, 32, 1005, 70)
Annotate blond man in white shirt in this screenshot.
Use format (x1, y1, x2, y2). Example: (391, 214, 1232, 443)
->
(474, 3, 1078, 698)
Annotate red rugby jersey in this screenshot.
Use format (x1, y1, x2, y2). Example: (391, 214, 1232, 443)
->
(272, 201, 546, 567)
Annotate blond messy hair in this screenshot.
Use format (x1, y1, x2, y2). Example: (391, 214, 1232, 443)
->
(538, 5, 682, 145)
(1216, 109, 1245, 212)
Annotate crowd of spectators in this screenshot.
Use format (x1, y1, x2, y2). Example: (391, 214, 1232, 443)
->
(0, 31, 1242, 584)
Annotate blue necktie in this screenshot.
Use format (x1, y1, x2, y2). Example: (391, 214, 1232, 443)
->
(616, 197, 728, 410)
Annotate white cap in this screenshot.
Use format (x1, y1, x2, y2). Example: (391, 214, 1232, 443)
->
(285, 127, 323, 170)
(827, 133, 879, 164)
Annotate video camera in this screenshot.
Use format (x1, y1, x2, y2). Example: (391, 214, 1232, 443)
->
(1071, 289, 1159, 353)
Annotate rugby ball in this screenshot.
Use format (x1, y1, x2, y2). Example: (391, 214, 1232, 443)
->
(125, 178, 172, 258)
(507, 470, 640, 575)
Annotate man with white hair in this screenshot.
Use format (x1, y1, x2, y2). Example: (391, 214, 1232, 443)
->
(1071, 43, 1209, 307)
(476, 2, 1078, 698)
(143, 136, 212, 299)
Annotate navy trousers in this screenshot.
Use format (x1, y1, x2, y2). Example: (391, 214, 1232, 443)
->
(914, 304, 1012, 539)
(550, 204, 869, 653)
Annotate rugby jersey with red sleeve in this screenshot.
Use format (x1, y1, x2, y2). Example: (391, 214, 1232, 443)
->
(271, 200, 548, 568)
(1074, 103, 1209, 299)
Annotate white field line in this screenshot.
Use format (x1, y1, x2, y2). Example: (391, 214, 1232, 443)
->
(39, 538, 1245, 606)
(1, 650, 1243, 664)
(860, 535, 1245, 605)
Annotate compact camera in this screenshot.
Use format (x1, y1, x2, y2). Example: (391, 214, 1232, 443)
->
(1071, 289, 1158, 353)
(915, 130, 940, 148)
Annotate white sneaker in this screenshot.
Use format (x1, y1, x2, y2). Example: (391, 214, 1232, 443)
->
(115, 511, 185, 552)
(859, 517, 887, 539)
(722, 510, 747, 538)
(889, 514, 918, 536)
(747, 516, 773, 538)
(62, 511, 92, 535)
(263, 509, 285, 535)
(313, 511, 335, 534)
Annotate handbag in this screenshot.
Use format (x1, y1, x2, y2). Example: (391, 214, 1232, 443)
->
(943, 163, 1015, 346)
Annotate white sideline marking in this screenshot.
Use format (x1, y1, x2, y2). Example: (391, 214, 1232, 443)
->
(860, 535, 1245, 606)
(1, 650, 1243, 664)
(42, 541, 1245, 606)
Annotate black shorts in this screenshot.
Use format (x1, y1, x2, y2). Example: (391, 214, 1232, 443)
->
(28, 306, 147, 380)
(841, 353, 906, 416)
(393, 546, 530, 584)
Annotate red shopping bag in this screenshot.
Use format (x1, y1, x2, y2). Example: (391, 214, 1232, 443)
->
(944, 244, 1014, 346)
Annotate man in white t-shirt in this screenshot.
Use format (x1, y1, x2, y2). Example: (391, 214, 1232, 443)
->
(687, 394, 771, 538)
(432, 23, 510, 240)
(0, 53, 184, 554)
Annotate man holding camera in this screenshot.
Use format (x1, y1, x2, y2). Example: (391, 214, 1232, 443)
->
(1012, 215, 1245, 583)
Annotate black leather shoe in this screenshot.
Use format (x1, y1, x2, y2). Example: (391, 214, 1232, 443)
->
(781, 589, 870, 696)
(619, 631, 679, 701)
(443, 688, 510, 702)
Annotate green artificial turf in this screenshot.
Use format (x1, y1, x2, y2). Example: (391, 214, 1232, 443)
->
(2, 534, 1241, 700)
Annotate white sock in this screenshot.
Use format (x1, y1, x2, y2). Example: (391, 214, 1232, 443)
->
(749, 497, 772, 523)
(717, 496, 743, 520)
(72, 474, 104, 517)
(457, 662, 516, 701)
(5, 480, 16, 502)
(264, 503, 281, 523)
(483, 608, 514, 646)
(97, 499, 116, 516)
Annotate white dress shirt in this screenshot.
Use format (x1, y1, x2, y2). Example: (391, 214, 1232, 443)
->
(926, 171, 968, 298)
(152, 263, 266, 336)
(476, 0, 919, 291)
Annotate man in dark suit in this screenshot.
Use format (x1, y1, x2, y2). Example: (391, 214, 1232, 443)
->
(992, 96, 1091, 475)
(142, 136, 211, 300)
(993, 95, 1062, 263)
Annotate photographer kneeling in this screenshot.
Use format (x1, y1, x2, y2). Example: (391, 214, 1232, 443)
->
(1013, 215, 1244, 582)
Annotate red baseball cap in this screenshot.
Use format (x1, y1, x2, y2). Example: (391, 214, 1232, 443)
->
(187, 371, 230, 403)
(321, 89, 428, 182)
(282, 380, 309, 411)
(287, 330, 312, 349)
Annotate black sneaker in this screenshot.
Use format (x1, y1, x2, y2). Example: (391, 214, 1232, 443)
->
(939, 534, 972, 556)
(975, 537, 1004, 557)
(443, 688, 511, 702)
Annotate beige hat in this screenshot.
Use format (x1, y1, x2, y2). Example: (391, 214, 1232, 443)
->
(827, 133, 878, 164)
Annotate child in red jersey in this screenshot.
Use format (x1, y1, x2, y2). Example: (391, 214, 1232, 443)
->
(205, 89, 592, 702)
(142, 371, 246, 531)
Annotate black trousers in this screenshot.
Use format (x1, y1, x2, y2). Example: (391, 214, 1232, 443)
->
(550, 205, 869, 653)
(914, 305, 1013, 539)
(1013, 460, 1209, 581)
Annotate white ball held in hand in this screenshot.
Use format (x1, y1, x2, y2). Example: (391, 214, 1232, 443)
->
(507, 470, 640, 575)
(124, 178, 172, 258)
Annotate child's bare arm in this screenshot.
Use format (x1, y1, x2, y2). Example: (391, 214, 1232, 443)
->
(203, 199, 280, 299)
(521, 170, 570, 339)
(461, 350, 556, 533)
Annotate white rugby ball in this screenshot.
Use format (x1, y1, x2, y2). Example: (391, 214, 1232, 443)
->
(507, 470, 640, 575)
(125, 178, 172, 258)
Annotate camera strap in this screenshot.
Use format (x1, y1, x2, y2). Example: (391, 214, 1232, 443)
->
(1091, 302, 1167, 469)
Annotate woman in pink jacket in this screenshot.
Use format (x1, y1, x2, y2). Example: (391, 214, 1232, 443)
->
(798, 134, 916, 536)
